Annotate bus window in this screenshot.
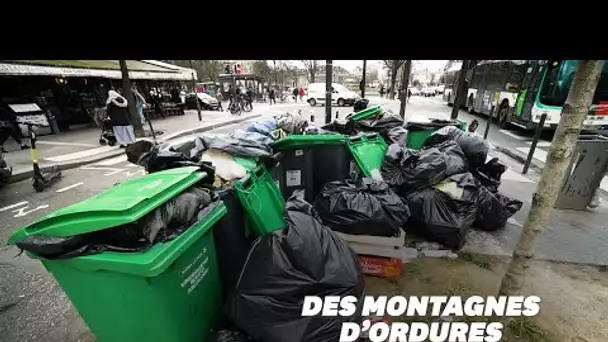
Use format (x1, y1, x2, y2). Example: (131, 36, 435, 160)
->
(506, 60, 529, 92)
(471, 65, 482, 88)
(539, 60, 608, 106)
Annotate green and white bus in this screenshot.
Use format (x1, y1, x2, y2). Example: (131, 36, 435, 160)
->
(443, 60, 608, 130)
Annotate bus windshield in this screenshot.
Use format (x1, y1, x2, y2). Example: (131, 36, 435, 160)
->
(539, 60, 608, 106)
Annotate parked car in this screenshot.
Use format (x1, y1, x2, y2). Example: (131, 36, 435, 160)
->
(409, 88, 420, 96)
(421, 88, 436, 97)
(435, 85, 445, 95)
(185, 93, 220, 110)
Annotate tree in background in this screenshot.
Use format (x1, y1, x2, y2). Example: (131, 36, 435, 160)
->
(161, 60, 224, 82)
(252, 61, 272, 86)
(383, 60, 406, 99)
(498, 60, 605, 295)
(450, 60, 482, 119)
(302, 60, 323, 83)
(412, 79, 421, 88)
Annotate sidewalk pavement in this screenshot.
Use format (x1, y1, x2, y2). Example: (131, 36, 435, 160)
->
(2, 109, 270, 183)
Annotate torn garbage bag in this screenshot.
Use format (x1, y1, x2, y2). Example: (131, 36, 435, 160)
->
(137, 142, 202, 173)
(313, 178, 410, 237)
(424, 125, 489, 169)
(15, 187, 216, 259)
(246, 119, 277, 139)
(405, 186, 477, 250)
(275, 112, 308, 134)
(475, 157, 507, 193)
(196, 130, 273, 158)
(355, 112, 408, 145)
(380, 143, 467, 193)
(450, 173, 523, 231)
(227, 190, 364, 342)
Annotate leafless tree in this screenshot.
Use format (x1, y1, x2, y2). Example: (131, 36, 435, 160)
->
(383, 60, 406, 99)
(302, 60, 323, 83)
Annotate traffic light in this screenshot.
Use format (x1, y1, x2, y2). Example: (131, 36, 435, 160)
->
(224, 64, 231, 74)
(235, 63, 242, 75)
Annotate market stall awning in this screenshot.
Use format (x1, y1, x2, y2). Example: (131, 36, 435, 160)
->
(0, 60, 196, 81)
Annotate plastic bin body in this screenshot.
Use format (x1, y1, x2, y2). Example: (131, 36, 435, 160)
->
(272, 134, 351, 201)
(235, 166, 286, 236)
(8, 167, 227, 342)
(213, 188, 251, 299)
(405, 119, 467, 150)
(554, 135, 608, 210)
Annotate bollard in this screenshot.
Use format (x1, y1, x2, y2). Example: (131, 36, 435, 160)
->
(335, 110, 339, 119)
(522, 113, 547, 175)
(310, 110, 315, 123)
(297, 109, 302, 115)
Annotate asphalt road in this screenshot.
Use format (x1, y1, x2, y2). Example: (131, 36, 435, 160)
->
(0, 115, 272, 342)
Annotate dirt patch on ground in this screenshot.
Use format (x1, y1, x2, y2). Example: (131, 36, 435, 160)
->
(364, 255, 608, 341)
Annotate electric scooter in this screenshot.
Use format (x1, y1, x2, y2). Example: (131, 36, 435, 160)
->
(24, 122, 62, 192)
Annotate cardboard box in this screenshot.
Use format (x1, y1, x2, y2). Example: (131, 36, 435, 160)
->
(359, 255, 402, 278)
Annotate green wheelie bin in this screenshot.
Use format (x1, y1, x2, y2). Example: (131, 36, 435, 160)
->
(405, 119, 468, 150)
(8, 167, 227, 342)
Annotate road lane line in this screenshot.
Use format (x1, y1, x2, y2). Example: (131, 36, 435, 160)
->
(80, 166, 124, 172)
(44, 146, 117, 162)
(56, 182, 84, 193)
(499, 129, 530, 141)
(0, 201, 28, 212)
(104, 168, 127, 176)
(95, 155, 127, 166)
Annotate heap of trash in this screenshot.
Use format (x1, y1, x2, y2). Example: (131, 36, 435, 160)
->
(8, 98, 523, 342)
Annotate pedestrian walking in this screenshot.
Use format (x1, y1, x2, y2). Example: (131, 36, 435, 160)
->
(216, 90, 224, 111)
(293, 87, 299, 102)
(299, 86, 305, 101)
(268, 88, 276, 105)
(407, 88, 412, 103)
(106, 90, 136, 148)
(0, 103, 29, 153)
(132, 87, 148, 124)
(379, 86, 385, 98)
(245, 87, 254, 111)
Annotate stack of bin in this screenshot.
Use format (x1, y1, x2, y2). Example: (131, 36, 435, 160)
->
(9, 167, 228, 342)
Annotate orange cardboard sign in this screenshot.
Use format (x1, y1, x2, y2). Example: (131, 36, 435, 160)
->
(359, 256, 402, 278)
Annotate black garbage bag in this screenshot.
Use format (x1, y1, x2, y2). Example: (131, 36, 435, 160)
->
(424, 125, 489, 169)
(199, 130, 273, 158)
(16, 188, 216, 259)
(450, 173, 523, 231)
(353, 98, 370, 111)
(386, 126, 408, 145)
(356, 114, 405, 144)
(227, 190, 364, 342)
(321, 119, 356, 135)
(405, 187, 477, 250)
(126, 140, 155, 165)
(313, 178, 410, 237)
(474, 157, 507, 193)
(381, 143, 466, 193)
(136, 142, 201, 173)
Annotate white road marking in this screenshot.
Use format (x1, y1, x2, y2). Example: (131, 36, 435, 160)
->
(95, 155, 127, 166)
(56, 182, 84, 193)
(525, 141, 551, 147)
(123, 169, 145, 177)
(104, 168, 127, 176)
(45, 146, 117, 163)
(499, 129, 529, 141)
(13, 204, 49, 218)
(80, 166, 125, 172)
(0, 201, 28, 212)
(36, 141, 97, 148)
(516, 146, 548, 163)
(601, 176, 608, 192)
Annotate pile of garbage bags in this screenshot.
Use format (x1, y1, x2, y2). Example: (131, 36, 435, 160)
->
(226, 191, 364, 342)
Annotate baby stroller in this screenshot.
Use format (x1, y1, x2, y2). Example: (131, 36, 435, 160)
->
(94, 108, 117, 146)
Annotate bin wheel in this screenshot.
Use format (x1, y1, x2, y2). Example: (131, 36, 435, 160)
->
(337, 98, 345, 107)
(32, 177, 45, 192)
(308, 98, 316, 107)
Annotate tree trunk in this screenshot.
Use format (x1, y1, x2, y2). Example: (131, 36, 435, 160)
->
(498, 60, 605, 296)
(450, 60, 469, 119)
(118, 60, 144, 137)
(389, 63, 398, 100)
(361, 60, 367, 98)
(399, 60, 412, 118)
(325, 60, 333, 123)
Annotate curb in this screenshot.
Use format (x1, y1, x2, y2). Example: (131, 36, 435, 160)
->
(8, 114, 261, 184)
(494, 145, 542, 172)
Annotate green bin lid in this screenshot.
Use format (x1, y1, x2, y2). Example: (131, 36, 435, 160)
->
(272, 134, 346, 150)
(49, 202, 227, 277)
(9, 166, 206, 244)
(347, 133, 388, 177)
(345, 105, 383, 122)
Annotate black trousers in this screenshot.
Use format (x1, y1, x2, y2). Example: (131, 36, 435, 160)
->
(0, 123, 23, 146)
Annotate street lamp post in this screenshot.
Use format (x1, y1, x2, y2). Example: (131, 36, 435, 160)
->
(361, 60, 367, 98)
(189, 60, 202, 122)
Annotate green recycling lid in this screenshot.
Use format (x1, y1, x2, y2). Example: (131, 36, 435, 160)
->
(9, 166, 206, 244)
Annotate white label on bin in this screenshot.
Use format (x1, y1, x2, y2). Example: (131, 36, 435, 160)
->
(285, 170, 302, 187)
(180, 250, 210, 295)
(295, 149, 304, 156)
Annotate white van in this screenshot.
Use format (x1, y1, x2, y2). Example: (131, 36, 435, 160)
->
(307, 83, 360, 107)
